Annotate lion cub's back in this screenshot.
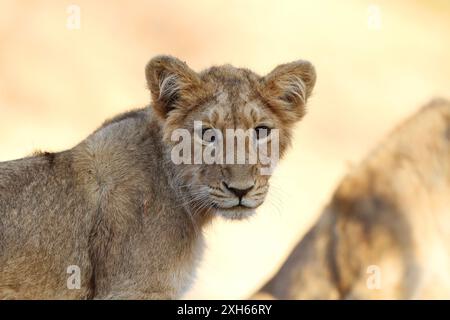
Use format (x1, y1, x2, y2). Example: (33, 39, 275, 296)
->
(0, 153, 94, 299)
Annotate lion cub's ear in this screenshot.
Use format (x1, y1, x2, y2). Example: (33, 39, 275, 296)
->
(146, 55, 202, 118)
(261, 60, 316, 123)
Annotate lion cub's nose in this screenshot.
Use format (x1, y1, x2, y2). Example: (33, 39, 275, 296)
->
(223, 182, 254, 199)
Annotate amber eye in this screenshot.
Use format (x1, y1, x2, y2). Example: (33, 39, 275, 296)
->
(255, 126, 272, 140)
(201, 127, 217, 143)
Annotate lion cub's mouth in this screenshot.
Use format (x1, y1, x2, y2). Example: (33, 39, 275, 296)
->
(211, 199, 263, 220)
(215, 205, 257, 220)
(204, 183, 268, 219)
(222, 204, 252, 210)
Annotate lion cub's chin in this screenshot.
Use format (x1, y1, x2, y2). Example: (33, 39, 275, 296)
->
(215, 206, 257, 220)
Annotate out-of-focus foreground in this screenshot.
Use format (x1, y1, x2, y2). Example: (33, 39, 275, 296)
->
(255, 99, 450, 299)
(0, 0, 449, 299)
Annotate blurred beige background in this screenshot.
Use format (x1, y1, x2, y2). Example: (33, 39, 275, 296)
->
(0, 0, 449, 299)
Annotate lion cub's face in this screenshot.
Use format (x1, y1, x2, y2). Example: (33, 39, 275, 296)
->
(146, 56, 316, 220)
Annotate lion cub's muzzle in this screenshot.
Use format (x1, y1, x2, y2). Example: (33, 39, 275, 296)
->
(207, 179, 269, 219)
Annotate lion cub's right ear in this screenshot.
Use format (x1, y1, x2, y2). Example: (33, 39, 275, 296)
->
(146, 55, 202, 119)
(261, 60, 316, 123)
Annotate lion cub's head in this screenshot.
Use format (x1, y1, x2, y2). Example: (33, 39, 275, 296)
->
(145, 55, 316, 220)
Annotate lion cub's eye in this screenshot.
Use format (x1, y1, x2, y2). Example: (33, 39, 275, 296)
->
(201, 127, 217, 143)
(255, 126, 272, 140)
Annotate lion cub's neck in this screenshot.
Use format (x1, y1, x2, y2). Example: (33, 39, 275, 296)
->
(69, 107, 211, 297)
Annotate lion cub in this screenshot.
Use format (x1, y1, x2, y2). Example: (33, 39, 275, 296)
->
(0, 55, 316, 299)
(254, 99, 450, 299)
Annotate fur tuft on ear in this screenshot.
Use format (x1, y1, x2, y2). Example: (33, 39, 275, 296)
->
(261, 60, 316, 123)
(145, 55, 201, 118)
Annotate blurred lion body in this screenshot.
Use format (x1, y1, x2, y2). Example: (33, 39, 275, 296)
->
(0, 56, 316, 299)
(255, 99, 450, 299)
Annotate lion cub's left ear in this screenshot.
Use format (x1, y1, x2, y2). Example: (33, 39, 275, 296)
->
(145, 55, 202, 119)
(261, 60, 316, 123)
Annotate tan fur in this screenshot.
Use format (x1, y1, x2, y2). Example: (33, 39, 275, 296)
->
(0, 55, 316, 299)
(254, 99, 450, 299)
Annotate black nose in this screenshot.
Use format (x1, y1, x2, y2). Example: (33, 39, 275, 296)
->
(223, 183, 253, 199)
